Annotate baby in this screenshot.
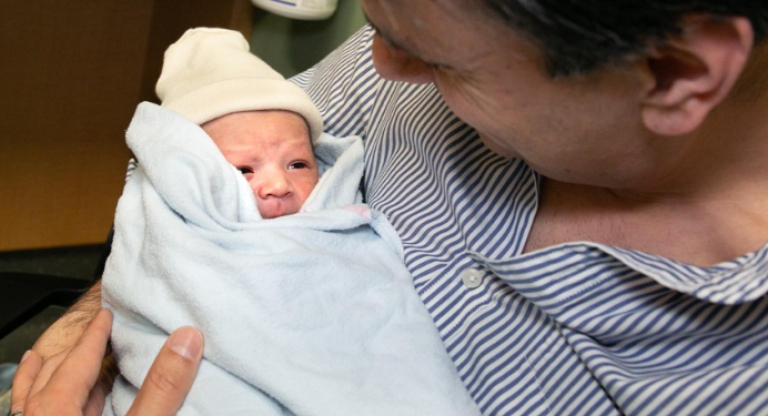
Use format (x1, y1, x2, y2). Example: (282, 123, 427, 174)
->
(102, 28, 481, 416)
(153, 26, 326, 220)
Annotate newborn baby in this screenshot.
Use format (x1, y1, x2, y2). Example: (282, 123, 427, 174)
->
(102, 28, 481, 416)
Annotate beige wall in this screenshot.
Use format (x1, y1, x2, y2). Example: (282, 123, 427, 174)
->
(0, 0, 253, 251)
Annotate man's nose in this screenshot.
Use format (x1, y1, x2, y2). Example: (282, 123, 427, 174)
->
(371, 34, 435, 84)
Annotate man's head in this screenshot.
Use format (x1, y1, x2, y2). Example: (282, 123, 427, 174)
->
(363, 0, 768, 189)
(202, 110, 319, 219)
(473, 0, 768, 78)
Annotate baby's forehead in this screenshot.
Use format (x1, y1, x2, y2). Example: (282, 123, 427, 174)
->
(240, 109, 312, 143)
(204, 110, 312, 147)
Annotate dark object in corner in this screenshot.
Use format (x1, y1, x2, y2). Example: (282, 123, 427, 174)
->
(0, 230, 113, 341)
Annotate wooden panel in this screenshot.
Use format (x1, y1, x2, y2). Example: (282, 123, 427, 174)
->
(0, 0, 253, 251)
(0, 0, 154, 251)
(137, 0, 254, 103)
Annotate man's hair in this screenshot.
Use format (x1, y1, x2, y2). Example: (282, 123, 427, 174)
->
(477, 0, 768, 77)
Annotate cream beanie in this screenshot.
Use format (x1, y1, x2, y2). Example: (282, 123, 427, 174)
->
(156, 28, 323, 142)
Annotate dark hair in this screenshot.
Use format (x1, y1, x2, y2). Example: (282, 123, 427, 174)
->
(477, 0, 768, 77)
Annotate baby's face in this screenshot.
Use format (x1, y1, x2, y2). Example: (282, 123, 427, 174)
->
(203, 110, 319, 219)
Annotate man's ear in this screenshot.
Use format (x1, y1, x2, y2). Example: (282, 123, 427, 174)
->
(641, 15, 753, 136)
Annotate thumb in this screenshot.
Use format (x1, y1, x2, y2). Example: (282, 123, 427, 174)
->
(10, 350, 42, 415)
(125, 326, 204, 416)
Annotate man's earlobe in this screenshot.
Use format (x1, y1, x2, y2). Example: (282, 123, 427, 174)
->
(641, 15, 753, 136)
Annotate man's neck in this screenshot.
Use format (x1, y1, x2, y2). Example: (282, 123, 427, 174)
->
(525, 86, 768, 266)
(525, 175, 768, 267)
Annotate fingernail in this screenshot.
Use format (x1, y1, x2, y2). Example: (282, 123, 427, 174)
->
(168, 327, 203, 361)
(20, 350, 31, 363)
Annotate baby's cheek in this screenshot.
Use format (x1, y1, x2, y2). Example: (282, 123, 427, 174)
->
(298, 180, 318, 203)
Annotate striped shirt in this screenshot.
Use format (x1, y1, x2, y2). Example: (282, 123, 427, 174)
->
(293, 26, 768, 415)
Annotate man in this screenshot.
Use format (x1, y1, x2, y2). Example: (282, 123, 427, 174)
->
(11, 0, 768, 414)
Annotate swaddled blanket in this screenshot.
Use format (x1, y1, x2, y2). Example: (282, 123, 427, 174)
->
(102, 103, 480, 416)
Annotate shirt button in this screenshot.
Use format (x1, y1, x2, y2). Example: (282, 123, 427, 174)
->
(460, 267, 484, 289)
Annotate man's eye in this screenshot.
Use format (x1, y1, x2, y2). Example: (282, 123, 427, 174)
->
(427, 62, 454, 72)
(288, 162, 308, 170)
(239, 167, 253, 174)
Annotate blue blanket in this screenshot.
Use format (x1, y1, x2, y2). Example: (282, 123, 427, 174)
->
(102, 103, 480, 416)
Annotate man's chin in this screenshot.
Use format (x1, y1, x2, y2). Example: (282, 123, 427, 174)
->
(478, 133, 520, 160)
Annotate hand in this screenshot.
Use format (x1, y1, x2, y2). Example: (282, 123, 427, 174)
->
(23, 282, 107, 401)
(10, 309, 204, 416)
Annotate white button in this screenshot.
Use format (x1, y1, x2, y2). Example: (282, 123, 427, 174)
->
(460, 268, 484, 289)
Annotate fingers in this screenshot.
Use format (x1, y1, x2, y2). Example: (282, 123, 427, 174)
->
(25, 351, 66, 402)
(10, 350, 43, 414)
(83, 376, 112, 416)
(42, 309, 113, 406)
(14, 309, 113, 416)
(126, 326, 203, 416)
(12, 311, 203, 416)
(83, 353, 119, 416)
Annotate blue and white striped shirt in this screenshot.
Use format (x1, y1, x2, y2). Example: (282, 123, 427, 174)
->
(294, 26, 768, 415)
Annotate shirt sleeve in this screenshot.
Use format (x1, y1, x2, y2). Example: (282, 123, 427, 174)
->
(289, 25, 379, 142)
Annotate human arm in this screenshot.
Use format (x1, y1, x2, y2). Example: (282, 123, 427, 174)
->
(10, 283, 110, 413)
(30, 282, 103, 363)
(11, 309, 203, 416)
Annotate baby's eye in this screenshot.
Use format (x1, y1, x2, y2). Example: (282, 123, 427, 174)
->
(288, 162, 308, 170)
(238, 167, 253, 174)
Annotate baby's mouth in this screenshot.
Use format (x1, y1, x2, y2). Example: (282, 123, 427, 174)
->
(259, 199, 295, 219)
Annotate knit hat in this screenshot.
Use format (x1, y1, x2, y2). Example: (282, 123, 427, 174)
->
(156, 28, 323, 142)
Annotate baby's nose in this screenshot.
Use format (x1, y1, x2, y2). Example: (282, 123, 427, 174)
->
(255, 171, 292, 199)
